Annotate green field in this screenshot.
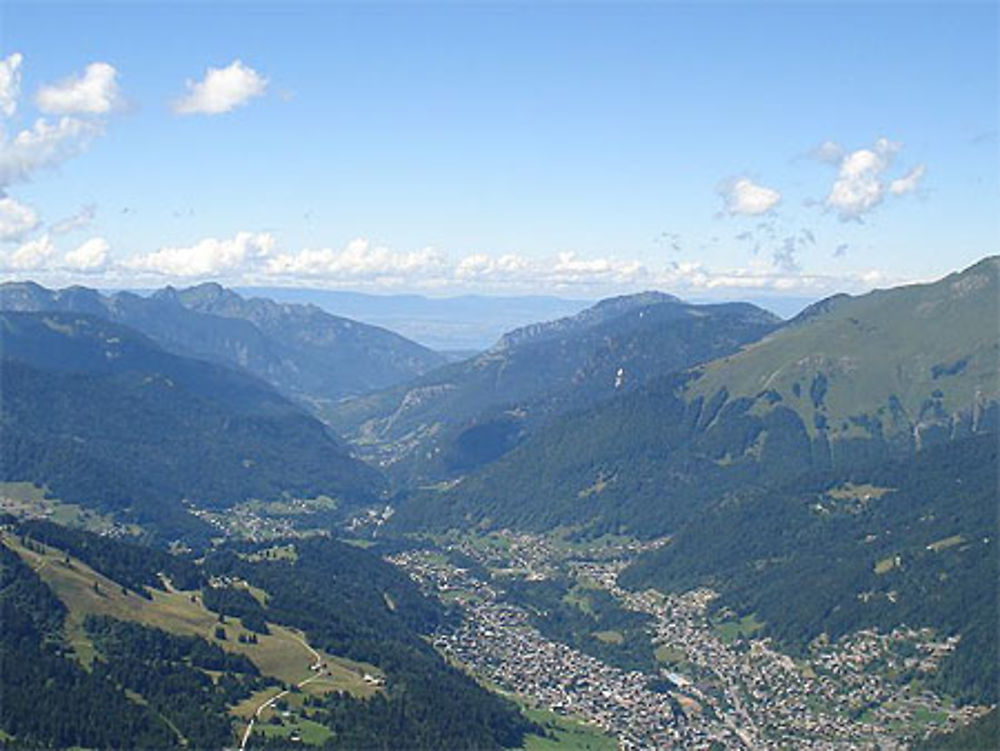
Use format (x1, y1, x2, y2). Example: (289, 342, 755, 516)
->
(256, 716, 333, 745)
(713, 613, 765, 644)
(0, 482, 138, 536)
(926, 535, 965, 553)
(515, 707, 617, 751)
(654, 644, 686, 664)
(241, 495, 339, 516)
(592, 630, 624, 645)
(874, 555, 901, 574)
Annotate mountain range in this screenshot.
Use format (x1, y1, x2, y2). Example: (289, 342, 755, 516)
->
(0, 281, 446, 407)
(0, 258, 996, 748)
(394, 256, 999, 535)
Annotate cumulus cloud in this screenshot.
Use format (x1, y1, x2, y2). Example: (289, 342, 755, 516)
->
(124, 231, 275, 276)
(0, 57, 116, 188)
(552, 251, 645, 282)
(822, 137, 908, 221)
(266, 238, 446, 280)
(92, 231, 905, 300)
(35, 62, 122, 115)
(4, 233, 54, 270)
(719, 177, 781, 216)
(889, 164, 926, 196)
(64, 236, 110, 271)
(51, 203, 96, 235)
(0, 52, 23, 118)
(173, 60, 267, 115)
(0, 116, 105, 188)
(0, 195, 39, 241)
(455, 252, 528, 280)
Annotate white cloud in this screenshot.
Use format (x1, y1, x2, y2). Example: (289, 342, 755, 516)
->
(0, 116, 105, 187)
(810, 139, 843, 165)
(64, 236, 109, 271)
(266, 238, 446, 280)
(824, 137, 902, 221)
(0, 57, 116, 188)
(5, 233, 54, 270)
(552, 251, 646, 282)
(0, 195, 39, 241)
(51, 203, 96, 235)
(0, 53, 23, 118)
(719, 177, 781, 216)
(124, 231, 275, 276)
(450, 251, 645, 288)
(455, 252, 528, 280)
(35, 62, 121, 115)
(173, 60, 267, 115)
(889, 164, 926, 196)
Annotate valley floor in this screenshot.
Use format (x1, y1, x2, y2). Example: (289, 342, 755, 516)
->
(388, 531, 990, 750)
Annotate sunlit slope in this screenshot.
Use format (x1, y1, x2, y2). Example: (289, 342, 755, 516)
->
(397, 257, 999, 537)
(689, 255, 999, 449)
(2, 534, 379, 695)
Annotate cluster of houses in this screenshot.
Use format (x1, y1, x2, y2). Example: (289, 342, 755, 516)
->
(389, 532, 988, 750)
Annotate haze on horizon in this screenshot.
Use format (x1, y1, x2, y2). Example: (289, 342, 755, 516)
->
(0, 1, 996, 302)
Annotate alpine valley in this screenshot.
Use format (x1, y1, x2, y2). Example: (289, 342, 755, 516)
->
(1, 258, 997, 750)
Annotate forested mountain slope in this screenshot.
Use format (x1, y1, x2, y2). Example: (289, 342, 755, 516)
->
(621, 433, 999, 705)
(395, 257, 998, 536)
(330, 292, 780, 483)
(0, 521, 538, 749)
(0, 312, 383, 540)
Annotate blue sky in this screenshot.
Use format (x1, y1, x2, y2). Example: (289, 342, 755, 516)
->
(0, 1, 996, 299)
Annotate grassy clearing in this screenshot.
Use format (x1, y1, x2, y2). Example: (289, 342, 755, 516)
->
(592, 630, 624, 645)
(576, 476, 610, 499)
(256, 716, 333, 745)
(926, 535, 964, 552)
(826, 483, 894, 502)
(515, 706, 617, 751)
(243, 543, 298, 563)
(3, 536, 380, 695)
(911, 706, 949, 727)
(241, 496, 339, 516)
(339, 537, 376, 549)
(654, 644, 686, 664)
(713, 613, 765, 644)
(874, 555, 901, 574)
(0, 483, 139, 536)
(0, 481, 48, 503)
(562, 586, 594, 615)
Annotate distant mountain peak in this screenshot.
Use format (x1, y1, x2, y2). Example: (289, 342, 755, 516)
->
(494, 289, 688, 351)
(591, 290, 682, 310)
